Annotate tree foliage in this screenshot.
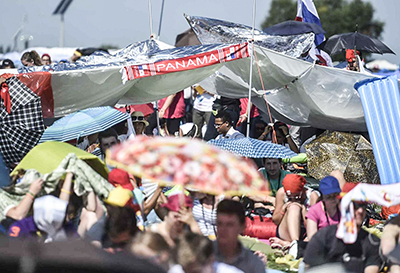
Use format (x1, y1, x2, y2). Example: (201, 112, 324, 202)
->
(261, 0, 384, 39)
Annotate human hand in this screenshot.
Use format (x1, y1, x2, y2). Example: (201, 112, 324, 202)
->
(279, 125, 289, 135)
(178, 206, 195, 225)
(29, 178, 43, 196)
(0, 77, 6, 84)
(254, 251, 268, 265)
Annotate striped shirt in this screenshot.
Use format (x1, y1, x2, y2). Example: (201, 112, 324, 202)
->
(192, 199, 217, 237)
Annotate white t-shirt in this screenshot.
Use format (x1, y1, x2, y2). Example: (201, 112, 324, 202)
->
(193, 92, 215, 112)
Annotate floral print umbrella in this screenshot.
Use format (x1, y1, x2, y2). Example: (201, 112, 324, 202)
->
(106, 136, 268, 196)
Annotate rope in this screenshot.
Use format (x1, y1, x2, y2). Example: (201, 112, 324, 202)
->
(253, 49, 278, 144)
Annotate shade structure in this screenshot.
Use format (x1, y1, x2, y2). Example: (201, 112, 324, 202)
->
(11, 141, 108, 178)
(106, 136, 268, 196)
(40, 106, 130, 143)
(208, 137, 297, 159)
(318, 32, 395, 55)
(0, 76, 45, 166)
(355, 75, 400, 185)
(263, 20, 326, 36)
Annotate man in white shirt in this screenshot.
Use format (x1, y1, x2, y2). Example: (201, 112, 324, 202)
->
(215, 111, 245, 140)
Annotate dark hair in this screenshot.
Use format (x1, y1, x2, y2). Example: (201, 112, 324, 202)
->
(273, 121, 288, 133)
(105, 204, 138, 240)
(215, 111, 232, 126)
(217, 199, 245, 225)
(1, 59, 15, 69)
(98, 128, 118, 143)
(262, 157, 282, 165)
(21, 50, 42, 66)
(172, 232, 213, 268)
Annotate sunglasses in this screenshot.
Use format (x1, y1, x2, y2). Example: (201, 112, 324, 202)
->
(214, 123, 225, 128)
(132, 116, 145, 121)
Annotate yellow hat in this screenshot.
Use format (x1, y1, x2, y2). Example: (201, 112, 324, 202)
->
(104, 186, 135, 209)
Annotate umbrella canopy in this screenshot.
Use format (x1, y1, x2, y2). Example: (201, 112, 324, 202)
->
(318, 32, 395, 55)
(208, 137, 297, 159)
(0, 76, 45, 166)
(0, 237, 165, 273)
(305, 131, 380, 184)
(263, 20, 326, 36)
(11, 141, 108, 178)
(106, 136, 268, 196)
(40, 106, 130, 143)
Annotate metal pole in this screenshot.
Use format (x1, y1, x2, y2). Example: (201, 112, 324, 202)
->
(148, 0, 153, 36)
(60, 14, 64, 47)
(157, 0, 165, 37)
(246, 0, 256, 138)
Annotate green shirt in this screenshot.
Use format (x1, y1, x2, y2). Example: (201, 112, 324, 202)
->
(259, 168, 290, 197)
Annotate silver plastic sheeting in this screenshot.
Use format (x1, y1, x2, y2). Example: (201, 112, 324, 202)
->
(185, 15, 378, 131)
(185, 15, 314, 58)
(18, 39, 234, 73)
(15, 39, 246, 117)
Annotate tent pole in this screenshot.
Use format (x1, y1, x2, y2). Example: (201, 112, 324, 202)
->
(148, 0, 154, 37)
(246, 0, 256, 138)
(157, 0, 165, 38)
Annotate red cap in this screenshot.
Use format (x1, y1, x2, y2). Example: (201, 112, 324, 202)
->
(161, 194, 193, 212)
(108, 168, 134, 191)
(346, 49, 360, 63)
(282, 174, 306, 195)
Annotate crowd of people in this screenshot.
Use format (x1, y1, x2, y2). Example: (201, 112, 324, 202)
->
(0, 48, 399, 273)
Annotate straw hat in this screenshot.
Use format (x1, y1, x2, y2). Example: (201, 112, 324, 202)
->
(131, 111, 149, 127)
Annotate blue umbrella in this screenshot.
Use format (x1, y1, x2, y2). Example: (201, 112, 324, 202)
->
(40, 106, 130, 143)
(208, 137, 297, 159)
(263, 20, 326, 36)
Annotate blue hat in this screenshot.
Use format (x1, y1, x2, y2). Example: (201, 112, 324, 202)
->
(319, 176, 341, 195)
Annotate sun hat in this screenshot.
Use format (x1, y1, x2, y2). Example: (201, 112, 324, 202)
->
(161, 194, 193, 212)
(131, 111, 149, 127)
(108, 168, 133, 191)
(282, 174, 307, 195)
(319, 176, 341, 195)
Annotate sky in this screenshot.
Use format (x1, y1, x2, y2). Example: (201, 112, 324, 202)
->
(1, 0, 399, 64)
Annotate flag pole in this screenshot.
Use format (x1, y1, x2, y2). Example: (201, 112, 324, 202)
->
(246, 0, 256, 137)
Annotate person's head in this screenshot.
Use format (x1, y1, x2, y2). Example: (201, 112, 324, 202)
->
(216, 199, 245, 245)
(214, 111, 232, 135)
(71, 49, 83, 62)
(254, 119, 268, 139)
(179, 123, 198, 138)
(273, 122, 289, 145)
(21, 50, 42, 66)
(0, 59, 15, 69)
(319, 176, 341, 207)
(282, 174, 307, 202)
(131, 111, 149, 135)
(41, 54, 51, 65)
(263, 158, 282, 179)
(162, 194, 193, 234)
(98, 128, 119, 154)
(346, 49, 361, 71)
(173, 232, 214, 273)
(353, 201, 368, 228)
(58, 59, 69, 64)
(129, 232, 170, 270)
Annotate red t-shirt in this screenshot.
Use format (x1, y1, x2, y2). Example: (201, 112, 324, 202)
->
(159, 91, 185, 119)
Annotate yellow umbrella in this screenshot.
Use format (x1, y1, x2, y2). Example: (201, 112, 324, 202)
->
(11, 141, 108, 178)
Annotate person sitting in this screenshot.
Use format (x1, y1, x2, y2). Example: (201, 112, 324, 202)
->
(304, 201, 382, 273)
(214, 111, 245, 140)
(131, 111, 149, 135)
(381, 215, 400, 273)
(41, 54, 52, 65)
(169, 231, 244, 273)
(214, 199, 265, 273)
(346, 49, 362, 72)
(272, 174, 319, 243)
(149, 194, 201, 247)
(259, 158, 290, 199)
(96, 128, 119, 162)
(306, 176, 342, 240)
(86, 187, 139, 252)
(128, 231, 170, 271)
(190, 192, 217, 238)
(21, 50, 42, 67)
